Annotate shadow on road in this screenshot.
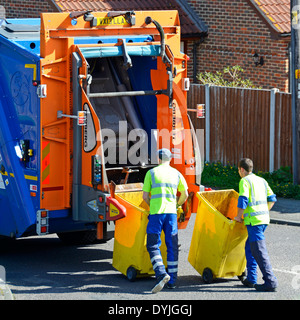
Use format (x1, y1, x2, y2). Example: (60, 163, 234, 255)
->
(1, 235, 253, 298)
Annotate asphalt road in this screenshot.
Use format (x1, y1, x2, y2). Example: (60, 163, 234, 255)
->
(0, 212, 299, 302)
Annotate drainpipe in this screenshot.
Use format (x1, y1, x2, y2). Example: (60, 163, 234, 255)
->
(193, 37, 205, 83)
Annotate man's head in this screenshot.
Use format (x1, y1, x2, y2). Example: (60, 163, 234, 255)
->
(157, 148, 172, 163)
(238, 158, 253, 177)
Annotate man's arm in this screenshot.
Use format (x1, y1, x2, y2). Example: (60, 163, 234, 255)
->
(235, 200, 275, 223)
(235, 195, 248, 223)
(268, 201, 275, 211)
(235, 208, 244, 223)
(267, 192, 277, 211)
(143, 191, 151, 207)
(177, 189, 188, 206)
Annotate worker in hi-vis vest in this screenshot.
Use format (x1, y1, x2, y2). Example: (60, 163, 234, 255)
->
(142, 148, 188, 293)
(235, 158, 278, 292)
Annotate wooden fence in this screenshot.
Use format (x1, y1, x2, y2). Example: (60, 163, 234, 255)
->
(187, 84, 292, 172)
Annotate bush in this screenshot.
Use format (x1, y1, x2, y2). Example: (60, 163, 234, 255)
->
(197, 65, 262, 89)
(201, 162, 300, 200)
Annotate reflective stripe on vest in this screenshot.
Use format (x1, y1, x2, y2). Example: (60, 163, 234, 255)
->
(150, 169, 180, 200)
(243, 175, 269, 218)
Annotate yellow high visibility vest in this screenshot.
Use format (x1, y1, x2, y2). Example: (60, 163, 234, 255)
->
(143, 162, 188, 215)
(239, 173, 274, 226)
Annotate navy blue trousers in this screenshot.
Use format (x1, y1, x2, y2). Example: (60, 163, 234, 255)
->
(245, 224, 277, 288)
(146, 214, 178, 284)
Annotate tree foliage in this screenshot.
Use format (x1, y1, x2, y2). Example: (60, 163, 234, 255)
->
(197, 65, 261, 89)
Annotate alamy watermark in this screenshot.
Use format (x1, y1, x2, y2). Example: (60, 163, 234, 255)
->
(85, 120, 205, 175)
(0, 265, 5, 284)
(291, 265, 300, 290)
(0, 5, 5, 19)
(292, 6, 300, 29)
(0, 265, 14, 300)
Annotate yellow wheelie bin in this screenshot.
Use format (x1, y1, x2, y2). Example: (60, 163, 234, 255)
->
(188, 190, 247, 283)
(113, 191, 167, 281)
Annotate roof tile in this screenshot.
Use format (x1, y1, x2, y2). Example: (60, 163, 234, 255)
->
(251, 0, 290, 33)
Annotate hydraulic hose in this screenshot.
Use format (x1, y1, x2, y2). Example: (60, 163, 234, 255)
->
(145, 16, 167, 64)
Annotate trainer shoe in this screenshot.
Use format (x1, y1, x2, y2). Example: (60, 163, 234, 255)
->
(166, 282, 176, 289)
(151, 274, 170, 294)
(241, 278, 255, 288)
(254, 283, 277, 292)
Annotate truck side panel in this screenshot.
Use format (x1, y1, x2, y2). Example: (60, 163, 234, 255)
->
(40, 37, 73, 211)
(0, 36, 40, 237)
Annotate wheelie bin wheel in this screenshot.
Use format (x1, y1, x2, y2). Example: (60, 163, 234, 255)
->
(202, 268, 214, 284)
(126, 267, 137, 282)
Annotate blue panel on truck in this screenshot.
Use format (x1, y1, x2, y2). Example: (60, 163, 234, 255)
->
(127, 56, 158, 147)
(0, 34, 40, 238)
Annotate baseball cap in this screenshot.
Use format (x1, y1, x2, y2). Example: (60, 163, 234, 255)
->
(157, 148, 172, 161)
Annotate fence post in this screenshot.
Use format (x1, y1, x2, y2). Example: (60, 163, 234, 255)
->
(269, 88, 279, 172)
(205, 84, 210, 162)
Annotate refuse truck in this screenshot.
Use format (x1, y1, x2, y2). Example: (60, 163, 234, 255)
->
(0, 10, 202, 242)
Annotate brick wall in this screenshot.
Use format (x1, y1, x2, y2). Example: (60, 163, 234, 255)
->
(0, 0, 55, 19)
(1, 0, 290, 92)
(186, 0, 290, 92)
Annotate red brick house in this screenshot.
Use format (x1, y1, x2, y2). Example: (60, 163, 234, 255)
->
(0, 0, 208, 80)
(0, 0, 291, 92)
(187, 0, 291, 92)
(0, 0, 56, 17)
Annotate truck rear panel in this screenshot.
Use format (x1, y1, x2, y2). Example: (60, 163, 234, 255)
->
(0, 11, 201, 239)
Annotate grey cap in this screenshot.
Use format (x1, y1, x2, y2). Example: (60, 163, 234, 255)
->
(157, 148, 172, 161)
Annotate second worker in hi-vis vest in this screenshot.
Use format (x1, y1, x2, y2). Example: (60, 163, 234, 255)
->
(235, 158, 278, 292)
(142, 148, 188, 293)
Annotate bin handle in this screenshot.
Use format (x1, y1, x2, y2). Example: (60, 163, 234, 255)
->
(179, 192, 194, 222)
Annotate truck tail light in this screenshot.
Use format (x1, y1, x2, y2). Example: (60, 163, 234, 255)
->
(36, 210, 49, 235)
(197, 104, 205, 118)
(77, 111, 86, 126)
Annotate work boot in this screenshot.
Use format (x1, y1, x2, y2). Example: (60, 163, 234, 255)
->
(151, 274, 170, 294)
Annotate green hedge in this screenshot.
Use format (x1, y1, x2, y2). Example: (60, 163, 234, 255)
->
(201, 162, 300, 200)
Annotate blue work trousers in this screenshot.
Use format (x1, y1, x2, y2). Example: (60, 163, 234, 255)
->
(146, 214, 178, 284)
(245, 224, 277, 288)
